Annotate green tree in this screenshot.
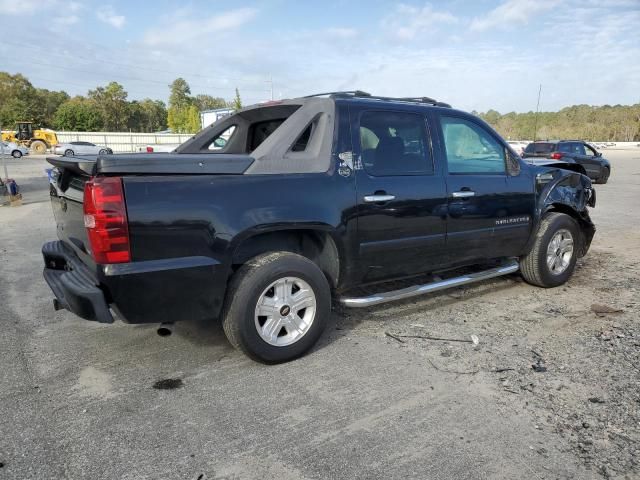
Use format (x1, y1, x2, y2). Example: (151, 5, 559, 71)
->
(33, 89, 69, 127)
(194, 94, 227, 111)
(0, 72, 37, 128)
(88, 81, 129, 131)
(128, 99, 167, 132)
(53, 97, 104, 131)
(167, 78, 195, 133)
(231, 88, 242, 111)
(186, 105, 201, 133)
(169, 78, 192, 109)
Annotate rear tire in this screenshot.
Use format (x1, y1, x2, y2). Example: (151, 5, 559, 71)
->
(222, 252, 330, 364)
(98, 149, 108, 155)
(595, 167, 609, 184)
(64, 149, 74, 157)
(520, 212, 580, 288)
(11, 150, 22, 158)
(30, 140, 46, 154)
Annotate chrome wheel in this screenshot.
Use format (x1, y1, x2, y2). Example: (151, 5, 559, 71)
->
(546, 229, 574, 275)
(254, 276, 316, 347)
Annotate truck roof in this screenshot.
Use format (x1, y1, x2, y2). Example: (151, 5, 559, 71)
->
(304, 90, 452, 108)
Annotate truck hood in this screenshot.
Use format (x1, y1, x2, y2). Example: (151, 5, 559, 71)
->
(524, 158, 586, 176)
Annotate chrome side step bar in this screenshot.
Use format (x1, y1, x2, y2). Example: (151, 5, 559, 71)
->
(339, 261, 519, 308)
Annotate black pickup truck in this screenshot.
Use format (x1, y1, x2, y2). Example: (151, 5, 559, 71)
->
(43, 91, 596, 363)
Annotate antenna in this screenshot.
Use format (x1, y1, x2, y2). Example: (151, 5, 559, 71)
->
(533, 84, 542, 141)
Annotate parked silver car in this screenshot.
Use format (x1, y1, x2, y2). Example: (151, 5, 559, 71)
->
(1, 141, 29, 158)
(53, 141, 113, 156)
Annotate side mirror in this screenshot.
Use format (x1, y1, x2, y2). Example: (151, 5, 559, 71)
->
(596, 152, 602, 157)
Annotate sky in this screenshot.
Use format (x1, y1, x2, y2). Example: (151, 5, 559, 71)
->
(1, 0, 639, 113)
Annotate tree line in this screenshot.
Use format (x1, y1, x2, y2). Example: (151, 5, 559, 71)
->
(0, 71, 242, 134)
(2, 71, 639, 140)
(475, 104, 640, 141)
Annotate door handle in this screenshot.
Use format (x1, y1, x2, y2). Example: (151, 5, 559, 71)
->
(451, 190, 475, 198)
(364, 194, 395, 203)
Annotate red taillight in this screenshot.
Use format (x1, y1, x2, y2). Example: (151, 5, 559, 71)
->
(550, 152, 563, 160)
(83, 176, 131, 264)
(146, 146, 154, 153)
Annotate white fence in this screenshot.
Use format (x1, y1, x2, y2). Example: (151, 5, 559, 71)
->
(56, 132, 194, 153)
(52, 133, 640, 154)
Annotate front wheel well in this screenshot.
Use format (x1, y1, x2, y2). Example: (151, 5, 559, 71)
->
(231, 230, 340, 288)
(544, 204, 594, 256)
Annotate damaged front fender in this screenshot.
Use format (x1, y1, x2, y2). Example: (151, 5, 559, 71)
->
(528, 166, 596, 257)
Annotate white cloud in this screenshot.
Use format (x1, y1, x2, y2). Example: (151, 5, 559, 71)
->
(0, 0, 49, 14)
(97, 5, 126, 29)
(52, 14, 80, 27)
(326, 27, 358, 39)
(383, 3, 458, 40)
(0, 0, 80, 14)
(143, 8, 258, 47)
(470, 0, 558, 31)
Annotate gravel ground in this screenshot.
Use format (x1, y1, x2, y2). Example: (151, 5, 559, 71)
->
(0, 151, 638, 479)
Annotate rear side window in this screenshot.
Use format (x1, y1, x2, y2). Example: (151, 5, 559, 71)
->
(207, 125, 236, 150)
(440, 116, 505, 174)
(525, 142, 555, 154)
(359, 111, 433, 176)
(291, 124, 312, 152)
(249, 119, 287, 151)
(558, 143, 572, 153)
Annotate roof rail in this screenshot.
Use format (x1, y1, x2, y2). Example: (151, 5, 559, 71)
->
(305, 90, 450, 108)
(304, 90, 372, 98)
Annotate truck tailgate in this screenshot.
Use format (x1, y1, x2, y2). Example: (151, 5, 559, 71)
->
(47, 156, 97, 270)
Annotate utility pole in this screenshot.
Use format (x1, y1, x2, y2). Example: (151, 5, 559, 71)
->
(266, 75, 274, 101)
(1, 124, 8, 181)
(533, 84, 542, 141)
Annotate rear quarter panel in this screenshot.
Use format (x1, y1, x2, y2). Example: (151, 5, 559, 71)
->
(116, 172, 357, 322)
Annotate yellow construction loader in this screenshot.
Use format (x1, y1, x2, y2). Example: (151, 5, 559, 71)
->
(1, 122, 59, 154)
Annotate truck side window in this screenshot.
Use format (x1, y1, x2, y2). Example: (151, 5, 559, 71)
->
(207, 125, 236, 150)
(359, 111, 433, 176)
(440, 116, 505, 174)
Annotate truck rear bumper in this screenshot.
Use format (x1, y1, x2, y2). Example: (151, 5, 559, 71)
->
(42, 241, 114, 323)
(42, 240, 229, 325)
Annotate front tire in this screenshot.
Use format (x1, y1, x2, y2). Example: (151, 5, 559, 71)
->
(222, 252, 330, 364)
(98, 149, 108, 155)
(30, 140, 46, 154)
(595, 167, 609, 184)
(64, 149, 74, 157)
(520, 212, 580, 288)
(11, 150, 22, 158)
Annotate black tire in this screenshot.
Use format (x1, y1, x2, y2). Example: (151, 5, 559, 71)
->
(30, 140, 46, 154)
(64, 149, 74, 157)
(520, 212, 580, 288)
(595, 167, 609, 184)
(222, 252, 330, 364)
(11, 150, 22, 158)
(98, 149, 108, 155)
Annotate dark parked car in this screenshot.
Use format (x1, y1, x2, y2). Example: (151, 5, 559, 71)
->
(522, 140, 610, 184)
(42, 91, 596, 363)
